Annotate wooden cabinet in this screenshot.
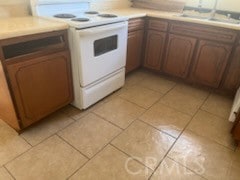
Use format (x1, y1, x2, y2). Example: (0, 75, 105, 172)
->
(163, 34, 196, 78)
(0, 30, 73, 131)
(191, 40, 232, 88)
(142, 18, 238, 94)
(144, 30, 166, 70)
(222, 45, 240, 92)
(126, 18, 145, 73)
(6, 51, 73, 128)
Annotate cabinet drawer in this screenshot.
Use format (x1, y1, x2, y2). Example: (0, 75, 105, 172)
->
(1, 30, 68, 61)
(170, 22, 237, 43)
(148, 19, 168, 32)
(128, 18, 145, 32)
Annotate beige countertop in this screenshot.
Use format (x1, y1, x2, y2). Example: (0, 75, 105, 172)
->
(104, 8, 240, 31)
(0, 16, 69, 40)
(1, 8, 239, 41)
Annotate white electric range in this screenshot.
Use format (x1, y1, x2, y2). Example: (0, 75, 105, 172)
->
(31, 0, 128, 109)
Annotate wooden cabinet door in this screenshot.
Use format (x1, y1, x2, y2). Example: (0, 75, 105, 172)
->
(144, 30, 166, 70)
(163, 34, 196, 78)
(191, 40, 232, 88)
(6, 51, 73, 128)
(126, 30, 144, 73)
(222, 45, 240, 92)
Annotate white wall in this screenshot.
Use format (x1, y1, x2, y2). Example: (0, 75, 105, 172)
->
(186, 0, 240, 12)
(0, 0, 131, 17)
(90, 0, 131, 10)
(0, 0, 30, 17)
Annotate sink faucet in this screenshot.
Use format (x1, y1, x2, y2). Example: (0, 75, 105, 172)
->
(209, 0, 219, 19)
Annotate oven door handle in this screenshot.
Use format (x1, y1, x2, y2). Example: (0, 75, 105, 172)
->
(77, 22, 128, 36)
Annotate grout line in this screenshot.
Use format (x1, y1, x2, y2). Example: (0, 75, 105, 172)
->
(92, 112, 125, 130)
(118, 95, 151, 110)
(20, 118, 77, 148)
(56, 134, 90, 160)
(148, 90, 210, 180)
(3, 165, 16, 180)
(92, 96, 148, 130)
(110, 143, 153, 171)
(108, 118, 139, 144)
(186, 129, 236, 151)
(137, 118, 177, 139)
(157, 101, 195, 117)
(19, 134, 33, 147)
(65, 129, 127, 179)
(3, 134, 58, 168)
(199, 107, 231, 121)
(166, 156, 208, 180)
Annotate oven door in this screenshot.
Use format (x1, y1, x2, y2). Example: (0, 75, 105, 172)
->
(76, 21, 128, 87)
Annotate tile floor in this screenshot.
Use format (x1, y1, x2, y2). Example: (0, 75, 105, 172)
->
(0, 69, 239, 180)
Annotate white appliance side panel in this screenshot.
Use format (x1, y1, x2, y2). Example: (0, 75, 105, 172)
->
(68, 28, 83, 108)
(229, 87, 240, 122)
(76, 22, 128, 87)
(74, 68, 125, 109)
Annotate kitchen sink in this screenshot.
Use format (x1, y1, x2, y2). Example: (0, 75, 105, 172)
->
(209, 18, 240, 24)
(176, 14, 208, 20)
(176, 14, 240, 25)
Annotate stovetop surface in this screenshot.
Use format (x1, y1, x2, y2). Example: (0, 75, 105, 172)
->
(32, 1, 128, 29)
(45, 12, 128, 29)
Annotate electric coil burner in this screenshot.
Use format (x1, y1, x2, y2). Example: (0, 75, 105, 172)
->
(71, 18, 90, 22)
(85, 11, 99, 15)
(54, 14, 76, 18)
(98, 14, 118, 18)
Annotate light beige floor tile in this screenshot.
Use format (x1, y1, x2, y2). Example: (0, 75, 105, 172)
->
(187, 110, 235, 149)
(125, 70, 150, 88)
(60, 105, 90, 120)
(140, 103, 192, 138)
(0, 167, 13, 180)
(150, 157, 205, 180)
(227, 150, 240, 180)
(139, 75, 176, 94)
(58, 113, 121, 158)
(0, 120, 31, 166)
(168, 130, 235, 180)
(201, 94, 233, 119)
(173, 84, 210, 100)
(119, 85, 163, 109)
(94, 97, 145, 129)
(61, 100, 108, 121)
(21, 112, 74, 146)
(6, 135, 87, 180)
(112, 120, 175, 170)
(101, 87, 127, 103)
(69, 145, 152, 180)
(160, 90, 204, 116)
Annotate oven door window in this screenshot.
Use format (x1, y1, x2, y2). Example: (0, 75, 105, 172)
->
(94, 35, 118, 57)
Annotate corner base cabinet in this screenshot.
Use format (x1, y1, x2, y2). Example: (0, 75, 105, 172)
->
(142, 18, 239, 94)
(222, 45, 240, 93)
(0, 30, 73, 131)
